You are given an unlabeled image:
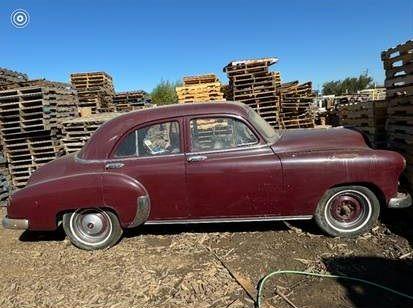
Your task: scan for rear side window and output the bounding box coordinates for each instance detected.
[114,121,181,157]
[115,131,137,157]
[190,117,258,152]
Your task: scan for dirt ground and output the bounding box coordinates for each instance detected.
[1,207,413,308]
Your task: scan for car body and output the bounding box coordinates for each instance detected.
[2,102,411,249]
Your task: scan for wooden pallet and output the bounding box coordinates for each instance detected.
[381,40,413,70]
[338,100,387,147]
[70,72,114,92]
[61,113,120,153]
[0,68,28,85]
[177,75,224,103]
[223,58,281,128]
[272,72,281,88]
[71,72,115,113]
[183,74,218,85]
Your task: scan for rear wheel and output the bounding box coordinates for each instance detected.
[315,186,380,237]
[63,208,123,250]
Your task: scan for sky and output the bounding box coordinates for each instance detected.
[0,0,412,93]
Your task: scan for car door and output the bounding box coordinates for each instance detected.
[109,118,189,220]
[185,115,283,219]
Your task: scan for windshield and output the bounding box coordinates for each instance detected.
[247,107,282,143]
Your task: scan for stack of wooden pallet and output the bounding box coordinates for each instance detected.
[359,88,386,101]
[0,149,10,203]
[0,68,28,85]
[278,81,315,128]
[272,72,282,88]
[382,40,413,188]
[223,58,281,128]
[338,100,387,147]
[0,69,29,194]
[113,91,149,112]
[61,113,120,154]
[0,80,78,188]
[176,74,224,103]
[70,72,115,113]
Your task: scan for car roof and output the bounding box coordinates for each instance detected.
[80,101,250,160]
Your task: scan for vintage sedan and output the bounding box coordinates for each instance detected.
[2,102,411,250]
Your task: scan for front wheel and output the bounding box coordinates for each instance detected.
[315,186,380,237]
[63,208,123,250]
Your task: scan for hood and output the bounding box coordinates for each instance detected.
[272,127,369,153]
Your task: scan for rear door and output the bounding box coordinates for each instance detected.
[185,115,283,219]
[109,118,189,220]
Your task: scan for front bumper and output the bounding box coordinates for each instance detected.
[388,192,412,209]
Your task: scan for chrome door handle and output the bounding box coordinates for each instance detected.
[105,162,124,169]
[187,155,207,162]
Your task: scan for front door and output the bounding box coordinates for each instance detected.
[185,116,283,219]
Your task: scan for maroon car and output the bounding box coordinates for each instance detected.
[2,102,411,250]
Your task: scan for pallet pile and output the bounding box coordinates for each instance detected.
[70,72,115,113]
[272,72,282,88]
[0,68,28,85]
[0,80,78,188]
[382,40,413,189]
[0,149,10,203]
[278,81,315,128]
[359,88,386,101]
[61,113,120,154]
[223,58,281,128]
[113,91,149,112]
[338,100,387,147]
[176,74,224,103]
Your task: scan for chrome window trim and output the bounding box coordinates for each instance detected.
[135,130,139,156]
[188,114,262,153]
[113,120,183,159]
[188,143,271,156]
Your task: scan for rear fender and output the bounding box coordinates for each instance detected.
[101,172,149,228]
[9,173,103,230]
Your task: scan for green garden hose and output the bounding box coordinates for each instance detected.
[257,270,413,308]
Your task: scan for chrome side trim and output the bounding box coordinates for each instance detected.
[2,216,29,230]
[145,215,313,225]
[105,162,125,169]
[388,192,412,209]
[75,145,273,163]
[75,153,185,164]
[128,195,151,228]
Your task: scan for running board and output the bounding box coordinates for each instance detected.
[145,215,313,225]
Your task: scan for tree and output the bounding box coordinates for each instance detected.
[150,80,181,105]
[322,73,375,95]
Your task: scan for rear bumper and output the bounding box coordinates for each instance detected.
[2,216,29,230]
[388,192,412,209]
[2,205,29,230]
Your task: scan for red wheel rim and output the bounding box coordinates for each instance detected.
[325,190,371,232]
[329,195,363,223]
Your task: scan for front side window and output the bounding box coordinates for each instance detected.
[114,121,181,157]
[190,117,258,152]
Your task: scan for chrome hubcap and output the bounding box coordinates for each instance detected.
[82,213,104,235]
[70,209,112,246]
